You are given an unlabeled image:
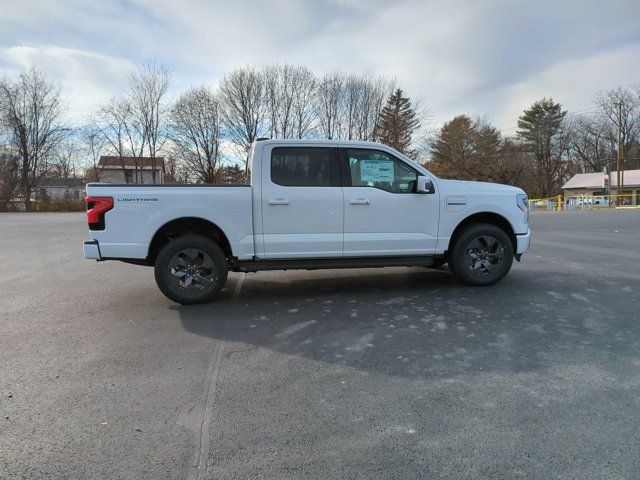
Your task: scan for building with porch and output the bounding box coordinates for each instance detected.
[562,169,640,206]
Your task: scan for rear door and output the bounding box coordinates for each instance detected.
[261,144,343,258]
[340,147,440,256]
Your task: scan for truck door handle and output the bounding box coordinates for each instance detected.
[268,198,290,205]
[349,198,370,205]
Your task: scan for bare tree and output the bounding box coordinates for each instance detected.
[0,148,20,210]
[169,86,222,183]
[0,68,67,210]
[316,72,344,140]
[315,72,394,141]
[342,74,364,140]
[81,125,106,181]
[264,64,318,139]
[595,86,640,170]
[219,66,267,171]
[91,60,171,184]
[567,114,609,173]
[128,60,172,182]
[51,137,80,179]
[351,74,394,141]
[290,66,317,139]
[94,98,142,183]
[163,155,180,183]
[264,64,294,139]
[495,137,531,188]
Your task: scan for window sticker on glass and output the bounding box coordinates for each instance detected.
[360,159,394,183]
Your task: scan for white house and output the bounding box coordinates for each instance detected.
[40,178,86,200]
[562,169,640,206]
[98,156,165,184]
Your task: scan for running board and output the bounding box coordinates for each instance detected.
[233,256,436,273]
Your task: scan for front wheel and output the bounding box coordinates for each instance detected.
[154,234,228,304]
[449,223,514,286]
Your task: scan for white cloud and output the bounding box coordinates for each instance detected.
[0,46,136,122]
[485,43,640,131]
[0,0,639,129]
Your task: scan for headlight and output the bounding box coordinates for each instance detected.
[516,194,528,222]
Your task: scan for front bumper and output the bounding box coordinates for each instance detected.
[83,240,102,260]
[515,228,531,254]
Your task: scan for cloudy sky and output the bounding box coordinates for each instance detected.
[2,0,639,130]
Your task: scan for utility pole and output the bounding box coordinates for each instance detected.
[615,101,623,204]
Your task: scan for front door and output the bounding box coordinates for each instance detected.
[261,145,343,259]
[341,147,440,256]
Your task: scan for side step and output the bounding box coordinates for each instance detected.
[233,256,436,273]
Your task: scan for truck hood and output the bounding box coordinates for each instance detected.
[438,179,524,195]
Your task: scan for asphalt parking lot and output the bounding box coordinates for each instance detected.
[1,210,640,479]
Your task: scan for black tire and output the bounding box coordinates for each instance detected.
[154,234,228,305]
[449,223,513,286]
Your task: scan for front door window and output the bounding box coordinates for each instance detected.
[347,149,418,193]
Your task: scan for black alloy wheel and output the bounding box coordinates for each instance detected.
[450,223,514,286]
[154,234,228,304]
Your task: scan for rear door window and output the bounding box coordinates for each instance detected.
[271,147,336,186]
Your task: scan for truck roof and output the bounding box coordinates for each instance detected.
[255,138,387,148]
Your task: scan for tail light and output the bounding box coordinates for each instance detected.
[86,196,113,230]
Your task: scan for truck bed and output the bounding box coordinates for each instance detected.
[85,183,255,261]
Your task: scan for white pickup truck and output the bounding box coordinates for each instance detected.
[84,140,530,304]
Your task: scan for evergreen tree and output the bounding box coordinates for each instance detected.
[215,164,246,184]
[375,89,420,156]
[517,98,567,196]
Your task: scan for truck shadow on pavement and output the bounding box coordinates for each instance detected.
[175,266,624,380]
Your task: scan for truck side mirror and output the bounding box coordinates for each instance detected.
[416,176,433,194]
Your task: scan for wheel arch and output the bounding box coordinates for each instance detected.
[147,217,233,265]
[447,212,517,254]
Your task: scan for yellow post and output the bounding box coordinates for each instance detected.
[557,194,562,211]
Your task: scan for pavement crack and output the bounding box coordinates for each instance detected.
[189,340,226,480]
[188,273,244,479]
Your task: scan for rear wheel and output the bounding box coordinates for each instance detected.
[154,234,228,304]
[449,223,513,286]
